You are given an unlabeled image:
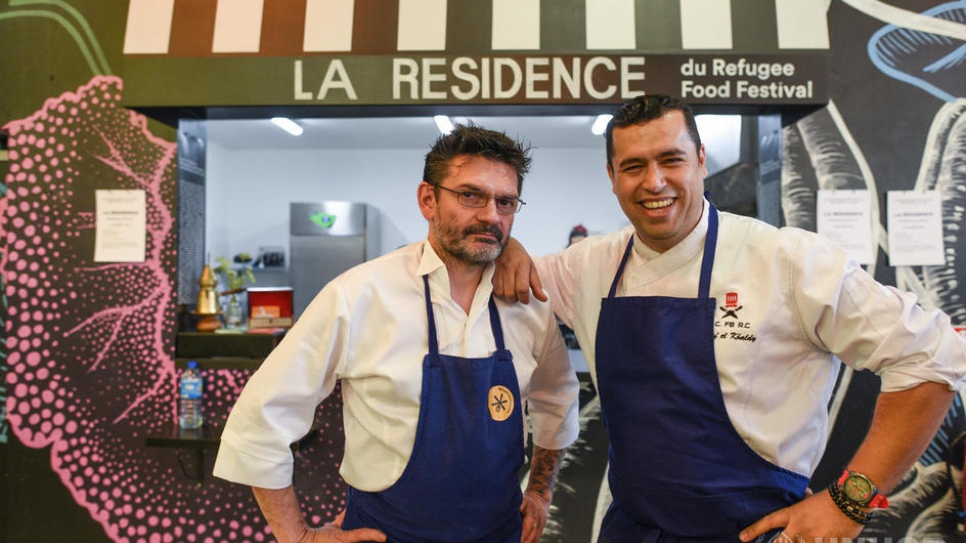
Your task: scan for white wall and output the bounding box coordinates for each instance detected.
[205,142,627,265]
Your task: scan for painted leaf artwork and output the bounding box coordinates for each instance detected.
[2,76,346,543]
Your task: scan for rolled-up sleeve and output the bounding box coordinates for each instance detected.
[792,231,966,393]
[838,268,966,392]
[213,286,348,489]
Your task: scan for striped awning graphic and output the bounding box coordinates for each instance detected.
[123,0,829,57]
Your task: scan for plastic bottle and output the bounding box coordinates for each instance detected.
[179,360,204,429]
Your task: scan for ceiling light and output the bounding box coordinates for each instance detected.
[434,115,454,135]
[271,117,303,136]
[591,114,612,136]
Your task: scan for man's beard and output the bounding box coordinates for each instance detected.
[432,220,507,265]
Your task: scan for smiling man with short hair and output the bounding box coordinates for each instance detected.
[494,95,966,543]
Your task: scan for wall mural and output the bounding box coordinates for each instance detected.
[781,0,966,539]
[0,3,347,542]
[2,73,349,542]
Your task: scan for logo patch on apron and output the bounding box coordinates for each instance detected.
[488,385,514,421]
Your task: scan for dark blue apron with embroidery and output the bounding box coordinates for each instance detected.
[342,275,524,543]
[595,203,808,543]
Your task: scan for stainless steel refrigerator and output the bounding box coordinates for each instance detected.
[290,202,380,319]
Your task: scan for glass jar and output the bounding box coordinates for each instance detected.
[224,294,244,329]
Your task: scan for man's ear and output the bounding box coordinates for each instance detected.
[607,162,617,196]
[417,182,437,220]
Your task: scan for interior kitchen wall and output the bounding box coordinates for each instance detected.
[203,113,744,268]
[204,139,627,264]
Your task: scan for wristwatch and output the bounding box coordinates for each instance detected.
[837,470,889,509]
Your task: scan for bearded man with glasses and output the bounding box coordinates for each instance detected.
[215,123,579,543]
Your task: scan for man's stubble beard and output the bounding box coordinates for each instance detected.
[432,218,508,266]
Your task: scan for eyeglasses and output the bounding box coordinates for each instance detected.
[435,185,526,214]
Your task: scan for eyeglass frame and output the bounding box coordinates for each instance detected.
[433,184,527,214]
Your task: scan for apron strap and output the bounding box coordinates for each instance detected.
[423,275,439,356]
[608,237,635,299]
[698,199,719,300]
[487,296,506,351]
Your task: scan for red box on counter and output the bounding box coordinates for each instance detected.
[248,287,294,328]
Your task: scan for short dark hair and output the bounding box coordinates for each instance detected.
[423,123,532,192]
[605,95,702,166]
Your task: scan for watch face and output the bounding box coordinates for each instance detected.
[842,474,874,504]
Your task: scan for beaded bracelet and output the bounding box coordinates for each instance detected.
[828,483,873,525]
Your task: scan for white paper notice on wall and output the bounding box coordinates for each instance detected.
[886,190,945,267]
[816,189,875,265]
[94,190,146,262]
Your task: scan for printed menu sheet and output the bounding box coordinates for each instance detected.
[817,190,875,265]
[886,190,945,267]
[94,190,146,262]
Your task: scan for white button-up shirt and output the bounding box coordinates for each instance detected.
[214,240,580,491]
[537,199,966,477]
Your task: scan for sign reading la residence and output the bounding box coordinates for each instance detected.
[121,0,829,110]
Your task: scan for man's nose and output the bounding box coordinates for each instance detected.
[642,166,666,192]
[476,198,502,221]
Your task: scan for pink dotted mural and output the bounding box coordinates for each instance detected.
[2,76,347,543]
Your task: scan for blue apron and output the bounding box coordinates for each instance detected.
[595,203,808,543]
[341,275,524,543]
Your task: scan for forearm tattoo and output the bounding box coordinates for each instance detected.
[528,446,566,497]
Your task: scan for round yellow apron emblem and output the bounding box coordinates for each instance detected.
[488,385,514,422]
